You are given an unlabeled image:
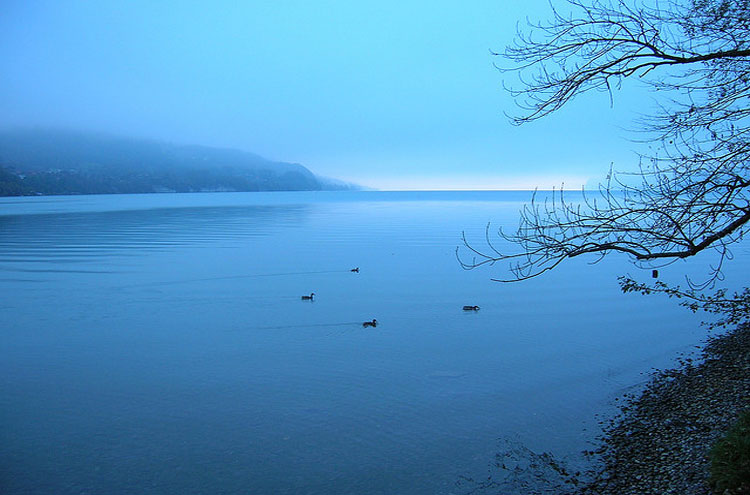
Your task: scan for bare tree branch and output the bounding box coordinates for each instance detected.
[459,0,750,296]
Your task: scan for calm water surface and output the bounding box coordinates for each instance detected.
[1,191,746,494]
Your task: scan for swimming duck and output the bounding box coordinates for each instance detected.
[362,319,377,328]
[301,293,315,300]
[462,305,480,311]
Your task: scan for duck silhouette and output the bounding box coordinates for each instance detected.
[301,293,315,300]
[462,305,480,311]
[362,319,377,328]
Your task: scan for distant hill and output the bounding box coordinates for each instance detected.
[0,129,357,196]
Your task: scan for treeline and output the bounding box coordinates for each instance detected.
[0,165,326,196]
[0,166,35,196]
[0,129,355,196]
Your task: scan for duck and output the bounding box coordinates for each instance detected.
[301,293,315,300]
[462,305,480,311]
[350,267,360,273]
[362,319,377,328]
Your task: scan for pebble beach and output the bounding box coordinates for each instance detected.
[581,323,750,495]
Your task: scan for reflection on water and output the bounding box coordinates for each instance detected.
[0,191,744,494]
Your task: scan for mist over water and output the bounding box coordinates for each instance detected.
[1,191,745,494]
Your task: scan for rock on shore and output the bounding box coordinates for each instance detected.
[581,323,750,495]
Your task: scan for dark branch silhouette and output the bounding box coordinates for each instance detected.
[459,0,750,297]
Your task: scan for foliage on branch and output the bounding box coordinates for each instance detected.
[619,276,750,328]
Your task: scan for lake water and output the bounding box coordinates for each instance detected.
[1,191,747,494]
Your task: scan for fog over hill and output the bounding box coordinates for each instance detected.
[0,129,358,196]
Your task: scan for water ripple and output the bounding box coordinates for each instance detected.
[0,205,309,264]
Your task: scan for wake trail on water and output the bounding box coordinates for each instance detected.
[254,322,362,330]
[117,269,354,289]
[249,321,376,336]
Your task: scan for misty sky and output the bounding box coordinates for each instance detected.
[0,1,653,190]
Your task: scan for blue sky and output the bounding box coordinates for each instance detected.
[0,0,651,190]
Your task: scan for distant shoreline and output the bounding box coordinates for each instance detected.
[0,188,576,198]
[0,129,359,196]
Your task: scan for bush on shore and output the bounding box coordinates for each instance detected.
[710,409,750,494]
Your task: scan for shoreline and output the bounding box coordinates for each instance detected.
[580,323,750,494]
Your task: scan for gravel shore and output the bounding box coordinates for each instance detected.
[580,323,750,495]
